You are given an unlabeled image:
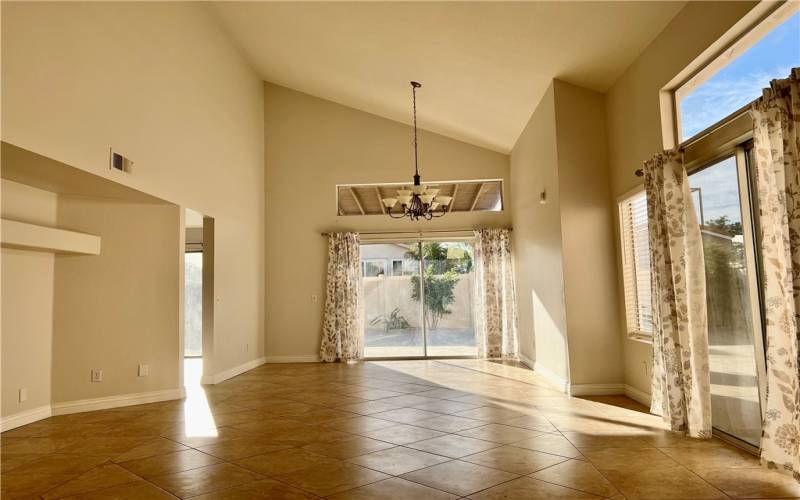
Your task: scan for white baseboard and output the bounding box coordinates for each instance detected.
[518,352,535,370]
[51,388,185,416]
[624,384,652,407]
[1,405,53,432]
[523,357,569,394]
[201,356,267,385]
[570,383,625,397]
[264,355,319,364]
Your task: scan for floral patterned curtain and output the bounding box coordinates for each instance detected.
[644,150,712,438]
[319,232,363,363]
[751,68,800,478]
[474,228,519,359]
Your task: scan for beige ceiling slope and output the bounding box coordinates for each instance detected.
[211,1,685,153]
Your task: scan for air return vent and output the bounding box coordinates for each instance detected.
[109,148,134,173]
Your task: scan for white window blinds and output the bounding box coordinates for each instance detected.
[619,191,653,337]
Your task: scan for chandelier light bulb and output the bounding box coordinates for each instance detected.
[436,196,452,207]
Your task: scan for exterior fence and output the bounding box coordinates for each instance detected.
[363,272,475,330]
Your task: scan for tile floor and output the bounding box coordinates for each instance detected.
[1,359,797,499]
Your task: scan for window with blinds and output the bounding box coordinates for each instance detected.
[619,190,653,338]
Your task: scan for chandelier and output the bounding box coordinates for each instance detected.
[381,81,452,220]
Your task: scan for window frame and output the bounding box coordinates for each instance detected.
[618,186,654,343]
[671,1,799,147]
[391,259,403,276]
[362,259,387,277]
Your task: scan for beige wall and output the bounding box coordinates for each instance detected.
[509,84,569,382]
[553,81,623,386]
[511,81,623,387]
[1,181,57,417]
[2,2,265,379]
[606,1,758,394]
[264,83,510,358]
[52,198,180,403]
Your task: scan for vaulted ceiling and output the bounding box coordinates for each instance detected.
[212,1,686,153]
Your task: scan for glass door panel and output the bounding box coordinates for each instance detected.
[362,242,424,358]
[689,155,762,447]
[184,252,203,357]
[420,242,477,357]
[361,240,477,359]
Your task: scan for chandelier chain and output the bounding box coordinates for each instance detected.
[412,83,419,177]
[379,80,450,221]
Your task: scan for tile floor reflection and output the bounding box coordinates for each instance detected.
[1,359,797,499]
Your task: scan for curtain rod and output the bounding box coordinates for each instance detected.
[321,228,512,236]
[634,101,753,177]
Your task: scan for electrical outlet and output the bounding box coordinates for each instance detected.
[246,343,249,352]
[311,294,319,303]
[138,364,149,377]
[18,388,27,403]
[91,369,103,382]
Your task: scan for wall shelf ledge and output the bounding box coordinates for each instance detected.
[1,218,101,255]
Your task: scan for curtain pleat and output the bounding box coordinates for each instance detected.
[752,68,800,479]
[319,232,363,363]
[644,150,712,438]
[474,228,519,359]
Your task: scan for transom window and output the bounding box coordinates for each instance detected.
[336,180,503,216]
[675,5,800,142]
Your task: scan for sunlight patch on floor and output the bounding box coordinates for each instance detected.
[183,357,217,437]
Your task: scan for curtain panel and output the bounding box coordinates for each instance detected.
[752,68,800,478]
[644,150,712,438]
[319,232,363,363]
[474,228,519,359]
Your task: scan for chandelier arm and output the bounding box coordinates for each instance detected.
[388,209,407,219]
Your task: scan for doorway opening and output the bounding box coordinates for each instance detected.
[183,208,213,388]
[362,240,477,359]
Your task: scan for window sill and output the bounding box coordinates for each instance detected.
[627,332,653,345]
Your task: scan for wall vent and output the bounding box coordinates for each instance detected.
[109,148,134,174]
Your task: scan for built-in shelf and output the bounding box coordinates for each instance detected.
[1,219,101,255]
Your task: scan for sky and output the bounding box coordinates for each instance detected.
[689,156,741,228]
[680,10,800,140]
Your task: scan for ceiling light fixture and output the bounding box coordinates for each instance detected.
[381,81,451,220]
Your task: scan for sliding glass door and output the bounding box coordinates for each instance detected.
[688,153,764,448]
[362,242,424,358]
[362,240,477,358]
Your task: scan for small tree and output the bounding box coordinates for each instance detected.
[405,243,472,330]
[701,214,750,343]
